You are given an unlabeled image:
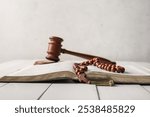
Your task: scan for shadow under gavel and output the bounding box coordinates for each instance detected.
[45,36,116,64]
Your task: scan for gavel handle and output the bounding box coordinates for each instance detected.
[61,48,116,64]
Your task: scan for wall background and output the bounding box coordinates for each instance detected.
[0,0,150,63]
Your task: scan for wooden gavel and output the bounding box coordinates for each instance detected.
[46,36,116,64]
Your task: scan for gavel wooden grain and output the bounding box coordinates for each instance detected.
[46,36,116,64]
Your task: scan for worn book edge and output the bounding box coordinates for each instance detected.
[0,71,114,86]
[1,70,150,86]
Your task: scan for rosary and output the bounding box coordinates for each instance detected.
[73,57,125,84]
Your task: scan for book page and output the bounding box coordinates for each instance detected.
[87,62,150,76]
[6,61,150,77]
[8,61,76,76]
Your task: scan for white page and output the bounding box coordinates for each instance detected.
[8,61,150,76]
[8,61,75,76]
[87,63,150,76]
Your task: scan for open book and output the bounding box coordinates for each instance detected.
[0,61,150,86]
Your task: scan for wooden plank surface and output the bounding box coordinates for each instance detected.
[97,84,150,100]
[40,84,98,100]
[142,86,150,93]
[0,83,51,100]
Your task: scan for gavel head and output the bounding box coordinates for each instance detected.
[46,36,63,62]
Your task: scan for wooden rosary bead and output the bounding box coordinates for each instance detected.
[89,59,93,65]
[77,69,84,74]
[79,62,86,66]
[101,64,105,69]
[79,63,84,66]
[73,57,125,84]
[116,68,121,73]
[78,73,90,83]
[121,67,125,73]
[116,66,122,73]
[117,66,125,73]
[79,65,88,71]
[98,64,102,68]
[75,69,79,73]
[99,63,103,68]
[73,67,78,72]
[76,71,84,75]
[85,61,91,65]
[73,63,80,68]
[104,65,108,70]
[108,64,112,68]
[106,65,111,71]
[82,61,88,65]
[92,57,100,62]
[75,68,85,74]
[111,64,116,68]
[95,62,99,66]
[101,65,104,69]
[115,66,125,73]
[92,61,97,66]
[111,67,116,72]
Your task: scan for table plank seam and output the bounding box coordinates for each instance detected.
[141,86,150,94]
[0,83,8,88]
[95,85,100,100]
[37,84,52,100]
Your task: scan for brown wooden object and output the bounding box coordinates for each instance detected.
[46,36,116,64]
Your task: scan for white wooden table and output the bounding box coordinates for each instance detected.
[0,60,150,100]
